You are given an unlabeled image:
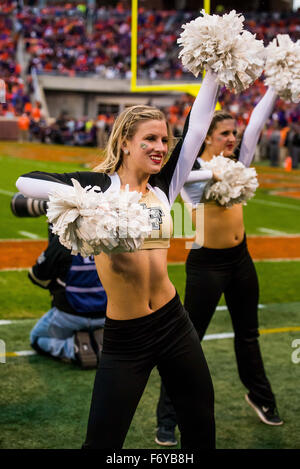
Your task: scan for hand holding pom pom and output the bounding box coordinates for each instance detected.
[264,34,300,103]
[177,10,265,93]
[201,156,259,207]
[46,179,153,257]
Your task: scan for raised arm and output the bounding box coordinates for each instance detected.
[239,87,277,167]
[156,69,220,206]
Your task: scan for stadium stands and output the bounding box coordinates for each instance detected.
[0,2,299,158]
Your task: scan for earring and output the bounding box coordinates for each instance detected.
[207,140,211,145]
[124,149,129,155]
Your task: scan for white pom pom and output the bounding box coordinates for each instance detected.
[46,179,152,257]
[200,155,258,207]
[177,9,265,92]
[264,34,300,103]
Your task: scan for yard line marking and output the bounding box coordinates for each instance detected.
[0,307,264,326]
[18,231,40,240]
[204,332,234,341]
[216,304,265,311]
[203,326,300,341]
[0,319,36,325]
[0,351,36,358]
[252,199,300,211]
[0,188,14,196]
[14,350,36,356]
[258,228,289,236]
[2,326,300,359]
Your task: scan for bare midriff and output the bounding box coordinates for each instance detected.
[193,202,245,249]
[95,248,175,320]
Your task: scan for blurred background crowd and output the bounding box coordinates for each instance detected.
[0,0,300,167]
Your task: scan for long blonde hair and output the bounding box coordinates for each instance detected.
[93,105,173,174]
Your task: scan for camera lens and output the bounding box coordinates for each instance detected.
[11,193,48,217]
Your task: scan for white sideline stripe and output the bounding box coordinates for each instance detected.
[258,228,289,236]
[0,188,14,196]
[0,319,36,325]
[216,304,265,311]
[2,332,236,357]
[3,323,300,358]
[15,350,36,356]
[18,231,40,240]
[0,305,265,325]
[252,199,300,211]
[203,332,234,341]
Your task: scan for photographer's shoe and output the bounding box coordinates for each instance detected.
[74,331,97,369]
[245,394,283,426]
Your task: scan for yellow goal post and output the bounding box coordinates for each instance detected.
[130,0,213,98]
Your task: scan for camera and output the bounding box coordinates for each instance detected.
[11,193,48,218]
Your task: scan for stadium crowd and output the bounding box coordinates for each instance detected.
[0,1,299,166]
[15,5,300,80]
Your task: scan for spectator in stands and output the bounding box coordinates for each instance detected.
[290,124,300,169]
[268,123,281,167]
[4,4,299,152]
[279,124,290,167]
[284,123,296,163]
[18,112,30,142]
[257,126,270,162]
[31,100,42,121]
[96,114,107,148]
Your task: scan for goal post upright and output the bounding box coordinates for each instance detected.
[130,0,211,98]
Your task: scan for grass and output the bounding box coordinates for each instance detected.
[1,320,299,449]
[0,262,300,449]
[0,155,83,239]
[1,261,300,321]
[244,188,300,235]
[1,152,300,240]
[0,144,300,449]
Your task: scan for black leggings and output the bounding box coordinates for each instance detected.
[157,237,276,428]
[83,293,215,449]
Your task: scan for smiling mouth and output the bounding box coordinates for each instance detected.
[149,155,163,164]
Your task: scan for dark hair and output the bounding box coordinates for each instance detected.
[197,110,234,158]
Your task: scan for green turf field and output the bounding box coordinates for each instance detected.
[1,152,300,239]
[0,145,300,449]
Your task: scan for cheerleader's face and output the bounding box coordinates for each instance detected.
[123,119,169,175]
[207,119,237,157]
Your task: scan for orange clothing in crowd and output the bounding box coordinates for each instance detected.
[169,113,178,126]
[279,126,290,146]
[24,102,32,113]
[18,114,30,131]
[31,107,41,120]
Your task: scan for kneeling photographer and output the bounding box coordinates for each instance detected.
[11,193,107,369]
